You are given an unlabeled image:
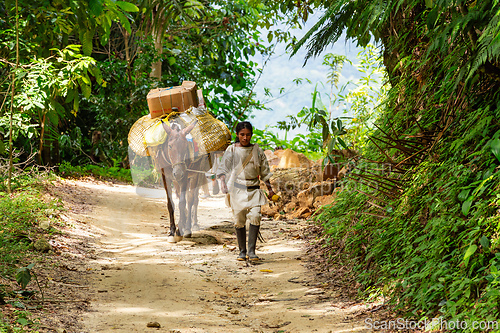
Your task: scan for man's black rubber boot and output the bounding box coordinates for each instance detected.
[247,224,260,261]
[235,227,247,261]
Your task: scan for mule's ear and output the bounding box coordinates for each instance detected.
[181,120,198,136]
[161,120,172,135]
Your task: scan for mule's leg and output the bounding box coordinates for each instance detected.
[185,174,200,233]
[161,169,177,242]
[174,181,181,199]
[186,179,194,233]
[192,155,210,230]
[190,174,202,231]
[177,178,189,237]
[194,156,211,229]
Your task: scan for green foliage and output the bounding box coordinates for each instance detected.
[15,263,43,304]
[291,0,500,328]
[270,44,386,163]
[78,53,155,166]
[1,0,282,169]
[252,125,324,160]
[0,114,37,150]
[251,126,287,150]
[0,0,142,168]
[0,170,60,331]
[319,148,500,324]
[0,43,105,167]
[58,161,132,183]
[0,172,61,278]
[15,264,34,290]
[13,44,103,118]
[323,53,351,88]
[0,0,138,60]
[334,45,388,152]
[82,0,277,164]
[152,0,273,127]
[0,310,40,333]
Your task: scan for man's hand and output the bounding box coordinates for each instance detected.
[265,180,275,200]
[267,189,276,200]
[219,175,228,194]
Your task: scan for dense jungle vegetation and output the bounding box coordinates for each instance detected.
[301,0,500,331]
[1,0,500,331]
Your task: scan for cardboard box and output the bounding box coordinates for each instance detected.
[197,89,205,107]
[147,81,198,118]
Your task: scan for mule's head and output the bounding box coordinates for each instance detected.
[162,120,197,180]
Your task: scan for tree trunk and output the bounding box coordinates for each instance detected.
[38,112,46,165]
[150,26,163,80]
[123,29,132,82]
[7,0,20,193]
[38,114,59,166]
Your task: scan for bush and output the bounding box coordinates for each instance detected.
[58,161,132,183]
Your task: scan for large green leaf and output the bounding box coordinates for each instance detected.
[80,82,92,98]
[463,244,477,267]
[311,85,318,110]
[322,125,329,143]
[82,30,94,56]
[100,15,112,46]
[116,1,139,12]
[15,267,32,290]
[81,74,91,85]
[115,9,131,34]
[462,197,473,215]
[65,88,75,103]
[89,66,103,84]
[491,138,500,163]
[426,7,439,29]
[338,137,347,149]
[73,94,80,115]
[46,109,60,125]
[458,189,471,201]
[480,236,490,250]
[485,289,500,297]
[53,101,66,116]
[89,0,103,16]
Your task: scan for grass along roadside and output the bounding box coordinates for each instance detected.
[0,163,137,332]
[0,171,66,332]
[58,161,132,184]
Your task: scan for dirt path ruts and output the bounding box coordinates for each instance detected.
[74,181,370,332]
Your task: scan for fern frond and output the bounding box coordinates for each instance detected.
[290,5,337,59]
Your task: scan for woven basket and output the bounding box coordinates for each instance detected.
[128,107,231,157]
[164,106,231,153]
[128,115,158,156]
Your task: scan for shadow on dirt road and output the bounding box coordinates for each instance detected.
[65,180,371,332]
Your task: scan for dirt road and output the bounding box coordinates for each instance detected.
[70,180,370,332]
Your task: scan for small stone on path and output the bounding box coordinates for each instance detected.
[34,237,52,252]
[146,321,161,328]
[39,220,50,230]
